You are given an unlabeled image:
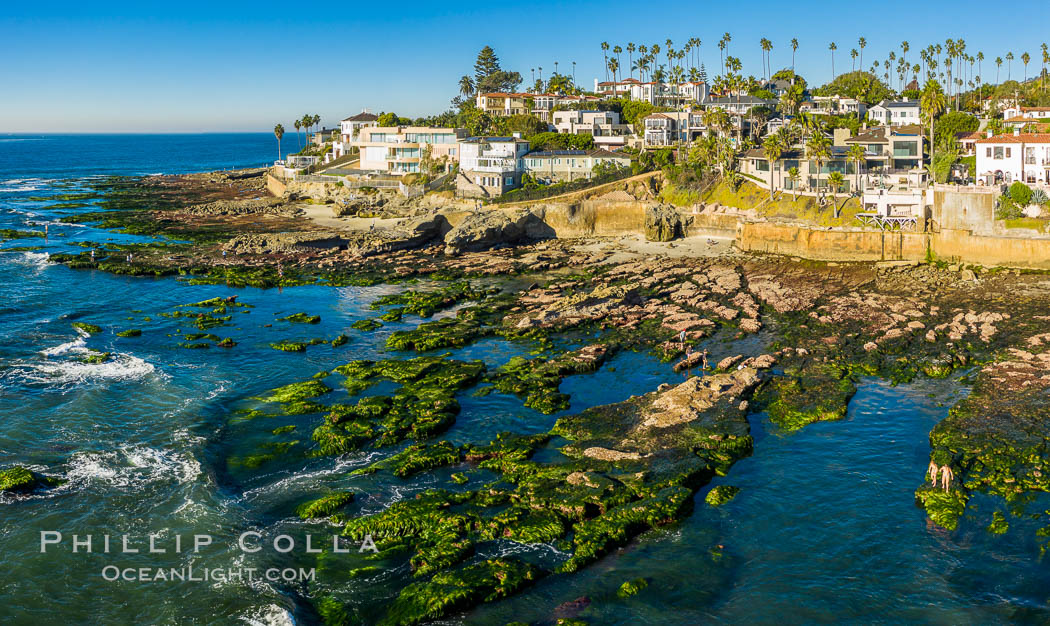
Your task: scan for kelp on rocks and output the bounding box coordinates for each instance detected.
[330,369,763,624]
[488,344,615,414]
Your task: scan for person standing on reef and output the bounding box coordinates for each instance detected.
[701,349,709,373]
[44,224,48,239]
[679,330,687,349]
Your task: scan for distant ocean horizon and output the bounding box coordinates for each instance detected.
[0,133,301,180]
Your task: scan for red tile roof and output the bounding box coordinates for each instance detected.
[976,133,1050,144]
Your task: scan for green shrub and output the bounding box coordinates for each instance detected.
[996,196,1024,220]
[1032,189,1049,206]
[1009,181,1033,206]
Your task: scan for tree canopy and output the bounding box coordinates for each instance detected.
[471,46,522,94]
[813,70,895,105]
[934,111,979,150]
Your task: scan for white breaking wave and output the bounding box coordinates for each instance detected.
[238,604,296,626]
[7,251,50,270]
[22,351,157,386]
[65,445,202,490]
[41,328,89,356]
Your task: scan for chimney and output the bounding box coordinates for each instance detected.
[833,128,851,147]
[986,129,993,138]
[1014,126,1021,136]
[512,132,521,139]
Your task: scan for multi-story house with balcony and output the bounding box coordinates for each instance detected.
[1003,106,1050,121]
[476,92,532,118]
[641,111,710,147]
[798,95,867,117]
[331,111,379,160]
[975,129,1050,185]
[455,135,531,198]
[702,95,776,116]
[476,92,600,122]
[552,110,632,150]
[845,125,925,173]
[521,149,631,183]
[352,126,466,175]
[741,125,926,193]
[867,100,921,126]
[593,78,709,107]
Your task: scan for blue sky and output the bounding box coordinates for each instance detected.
[2,0,1048,132]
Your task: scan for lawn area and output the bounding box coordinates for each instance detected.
[1003,217,1049,232]
[663,180,863,228]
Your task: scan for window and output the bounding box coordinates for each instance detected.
[505,177,512,185]
[986,147,992,158]
[1006,148,1011,158]
[994,147,1004,159]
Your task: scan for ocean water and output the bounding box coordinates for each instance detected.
[1,135,1048,624]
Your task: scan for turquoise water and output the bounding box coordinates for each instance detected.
[2,135,1049,624]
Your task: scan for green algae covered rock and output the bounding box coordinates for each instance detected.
[351,319,382,331]
[914,485,968,531]
[264,379,331,404]
[79,350,111,364]
[381,558,540,626]
[559,486,693,574]
[353,441,461,478]
[296,491,355,519]
[490,344,613,414]
[278,312,321,324]
[763,365,855,431]
[116,329,142,337]
[0,466,61,493]
[617,577,649,598]
[987,511,1009,535]
[705,485,740,506]
[71,322,102,335]
[371,281,498,318]
[330,334,349,347]
[270,340,307,352]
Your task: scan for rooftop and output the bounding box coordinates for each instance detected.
[976,133,1050,144]
[461,136,528,144]
[342,111,378,122]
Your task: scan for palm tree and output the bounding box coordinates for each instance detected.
[829,42,837,78]
[850,48,857,73]
[828,171,845,199]
[858,37,867,70]
[977,52,984,99]
[1041,43,1049,93]
[293,118,302,149]
[806,132,831,202]
[996,56,1002,86]
[718,39,726,78]
[273,124,284,162]
[791,38,799,72]
[762,133,784,200]
[459,75,474,96]
[627,43,636,79]
[1042,43,1049,93]
[1022,52,1031,83]
[1006,52,1014,80]
[608,58,620,84]
[788,166,801,200]
[613,45,623,72]
[760,38,773,81]
[921,80,946,170]
[601,42,610,81]
[847,143,865,194]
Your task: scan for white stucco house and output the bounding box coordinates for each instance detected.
[868,100,921,126]
[975,130,1050,185]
